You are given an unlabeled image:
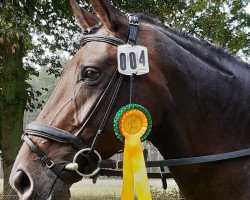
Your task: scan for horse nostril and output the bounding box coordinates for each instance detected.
[13,170,32,195]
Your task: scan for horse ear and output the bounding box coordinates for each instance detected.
[91,0,126,32]
[70,0,100,29]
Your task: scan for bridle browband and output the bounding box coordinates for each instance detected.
[22,15,250,188]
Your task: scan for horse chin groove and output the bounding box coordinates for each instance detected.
[45,178,71,200]
[47,190,71,200]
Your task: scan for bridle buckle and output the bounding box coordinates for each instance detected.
[127,14,139,26]
[41,156,55,168]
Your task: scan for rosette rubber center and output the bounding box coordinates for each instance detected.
[119,109,147,137]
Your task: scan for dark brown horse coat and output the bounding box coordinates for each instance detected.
[10,0,250,199]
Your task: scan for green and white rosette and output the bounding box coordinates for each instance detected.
[113,104,152,142]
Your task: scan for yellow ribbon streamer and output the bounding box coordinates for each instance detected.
[119,109,152,200]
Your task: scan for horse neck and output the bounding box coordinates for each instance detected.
[150,26,250,159]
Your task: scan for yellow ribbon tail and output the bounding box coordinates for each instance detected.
[121,141,134,200]
[121,134,152,200]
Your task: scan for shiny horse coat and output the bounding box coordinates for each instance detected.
[10,0,250,199]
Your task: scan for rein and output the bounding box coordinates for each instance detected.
[22,14,250,189]
[99,148,250,168]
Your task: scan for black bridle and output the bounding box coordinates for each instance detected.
[22,38,125,183]
[22,15,250,189]
[22,15,134,184]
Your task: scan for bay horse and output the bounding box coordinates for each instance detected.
[10,0,250,199]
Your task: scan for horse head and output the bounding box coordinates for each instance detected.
[10,0,250,199]
[10,0,166,199]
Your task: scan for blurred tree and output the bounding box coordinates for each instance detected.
[111,0,250,58]
[0,0,78,198]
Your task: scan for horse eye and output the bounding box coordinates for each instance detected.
[82,68,100,81]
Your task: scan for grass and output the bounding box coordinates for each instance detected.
[70,179,179,200]
[0,178,181,199]
[70,179,122,200]
[71,187,179,200]
[0,180,3,200]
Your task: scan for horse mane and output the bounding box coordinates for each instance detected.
[136,13,250,113]
[136,13,250,70]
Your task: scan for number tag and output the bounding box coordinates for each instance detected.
[117,44,149,76]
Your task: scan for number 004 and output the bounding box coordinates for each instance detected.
[119,50,146,71]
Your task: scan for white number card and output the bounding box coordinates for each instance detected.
[117,44,149,75]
